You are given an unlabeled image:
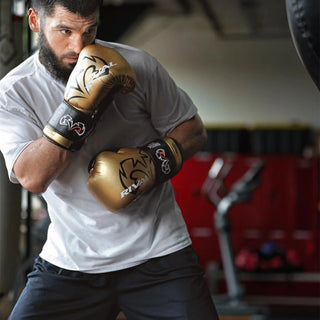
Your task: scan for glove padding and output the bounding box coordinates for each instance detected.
[88,137,183,212]
[43,44,136,151]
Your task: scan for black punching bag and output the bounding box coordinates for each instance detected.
[286,0,320,90]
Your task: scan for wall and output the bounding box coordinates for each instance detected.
[120,10,320,129]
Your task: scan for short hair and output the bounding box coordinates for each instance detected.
[31,0,103,17]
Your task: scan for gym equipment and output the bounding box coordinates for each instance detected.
[286,0,320,90]
[0,0,25,296]
[12,193,50,304]
[0,154,21,295]
[202,156,268,319]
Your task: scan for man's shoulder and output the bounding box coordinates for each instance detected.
[0,53,38,92]
[95,39,157,66]
[95,39,159,83]
[95,39,143,54]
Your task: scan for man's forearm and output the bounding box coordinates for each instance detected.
[168,114,207,160]
[13,136,73,193]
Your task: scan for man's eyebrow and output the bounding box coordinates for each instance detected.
[54,24,73,29]
[54,22,98,29]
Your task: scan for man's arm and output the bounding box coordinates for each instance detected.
[167,114,207,160]
[13,137,73,194]
[13,45,136,194]
[87,113,207,212]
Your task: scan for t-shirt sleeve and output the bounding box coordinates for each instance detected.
[0,93,42,183]
[145,58,198,136]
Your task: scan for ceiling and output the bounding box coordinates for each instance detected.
[101,0,291,41]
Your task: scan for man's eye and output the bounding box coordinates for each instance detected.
[61,30,71,35]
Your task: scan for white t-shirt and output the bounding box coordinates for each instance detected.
[0,40,197,273]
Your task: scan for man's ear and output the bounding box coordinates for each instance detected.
[28,8,40,32]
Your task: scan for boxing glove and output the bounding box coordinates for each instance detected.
[43,44,136,151]
[88,137,183,212]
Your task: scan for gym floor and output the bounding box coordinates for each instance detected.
[268,307,320,320]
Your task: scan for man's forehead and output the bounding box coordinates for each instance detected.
[45,4,99,23]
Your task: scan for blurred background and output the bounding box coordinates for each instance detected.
[0,0,319,319]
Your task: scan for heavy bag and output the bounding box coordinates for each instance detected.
[286,0,319,90]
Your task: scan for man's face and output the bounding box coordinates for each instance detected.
[30,5,99,82]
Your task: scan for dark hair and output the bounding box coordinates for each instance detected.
[31,0,103,17]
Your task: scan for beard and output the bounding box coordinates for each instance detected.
[38,30,76,84]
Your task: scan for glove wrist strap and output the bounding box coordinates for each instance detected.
[142,137,183,184]
[43,101,95,151]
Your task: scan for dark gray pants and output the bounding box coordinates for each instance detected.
[9,246,219,320]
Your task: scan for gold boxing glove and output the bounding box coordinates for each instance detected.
[43,44,136,151]
[88,137,183,212]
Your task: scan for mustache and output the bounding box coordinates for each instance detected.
[62,52,79,59]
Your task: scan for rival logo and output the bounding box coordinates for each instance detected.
[59,114,85,136]
[120,176,147,198]
[86,61,118,91]
[65,55,117,102]
[155,148,171,175]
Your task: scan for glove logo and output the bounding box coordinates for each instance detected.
[59,114,86,136]
[155,148,171,175]
[120,177,147,199]
[119,151,151,198]
[86,61,117,92]
[65,55,117,101]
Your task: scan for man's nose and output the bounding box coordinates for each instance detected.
[69,34,85,54]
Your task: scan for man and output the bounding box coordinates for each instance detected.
[0,0,219,319]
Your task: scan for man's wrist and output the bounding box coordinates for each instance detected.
[43,101,95,151]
